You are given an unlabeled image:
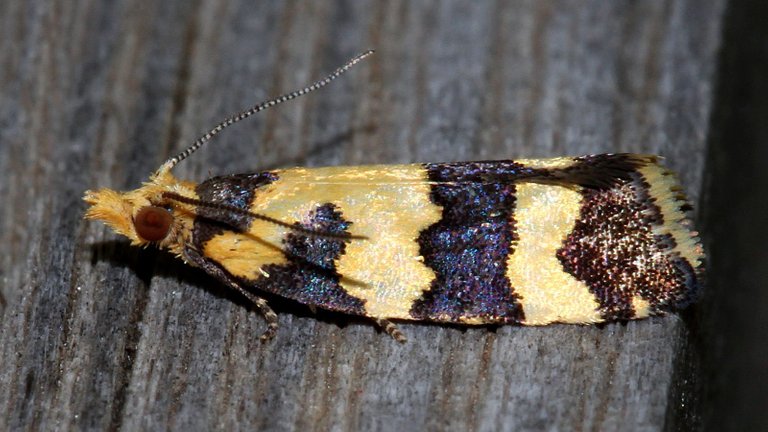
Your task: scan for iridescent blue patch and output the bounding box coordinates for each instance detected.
[410,162,525,323]
[256,203,366,315]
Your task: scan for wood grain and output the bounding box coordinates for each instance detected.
[0,1,732,431]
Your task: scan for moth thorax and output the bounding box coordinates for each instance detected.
[135,206,174,242]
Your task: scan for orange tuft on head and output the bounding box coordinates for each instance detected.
[84,188,144,244]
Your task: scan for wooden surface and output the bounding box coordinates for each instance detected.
[693,1,768,431]
[2,1,755,430]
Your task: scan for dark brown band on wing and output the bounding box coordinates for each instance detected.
[193,172,279,246]
[557,170,700,320]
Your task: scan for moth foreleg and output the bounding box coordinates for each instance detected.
[375,318,407,343]
[182,247,279,341]
[226,282,279,342]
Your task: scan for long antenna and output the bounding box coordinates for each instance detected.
[159,50,375,173]
[162,192,367,240]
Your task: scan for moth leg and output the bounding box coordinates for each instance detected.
[182,247,279,341]
[375,318,407,343]
[224,281,279,342]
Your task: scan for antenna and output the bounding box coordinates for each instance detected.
[161,192,367,240]
[159,50,375,173]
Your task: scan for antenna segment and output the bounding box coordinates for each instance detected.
[160,50,374,172]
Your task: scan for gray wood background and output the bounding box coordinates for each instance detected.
[2,1,766,431]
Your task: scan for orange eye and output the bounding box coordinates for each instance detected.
[134,206,173,242]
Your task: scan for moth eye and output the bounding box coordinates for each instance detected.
[134,206,173,242]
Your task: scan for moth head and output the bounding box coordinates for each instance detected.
[83,171,194,249]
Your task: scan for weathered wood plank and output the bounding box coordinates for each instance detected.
[0,1,727,431]
[691,1,768,431]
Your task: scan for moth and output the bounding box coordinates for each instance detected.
[84,51,705,342]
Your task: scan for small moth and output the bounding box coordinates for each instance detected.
[84,51,705,342]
